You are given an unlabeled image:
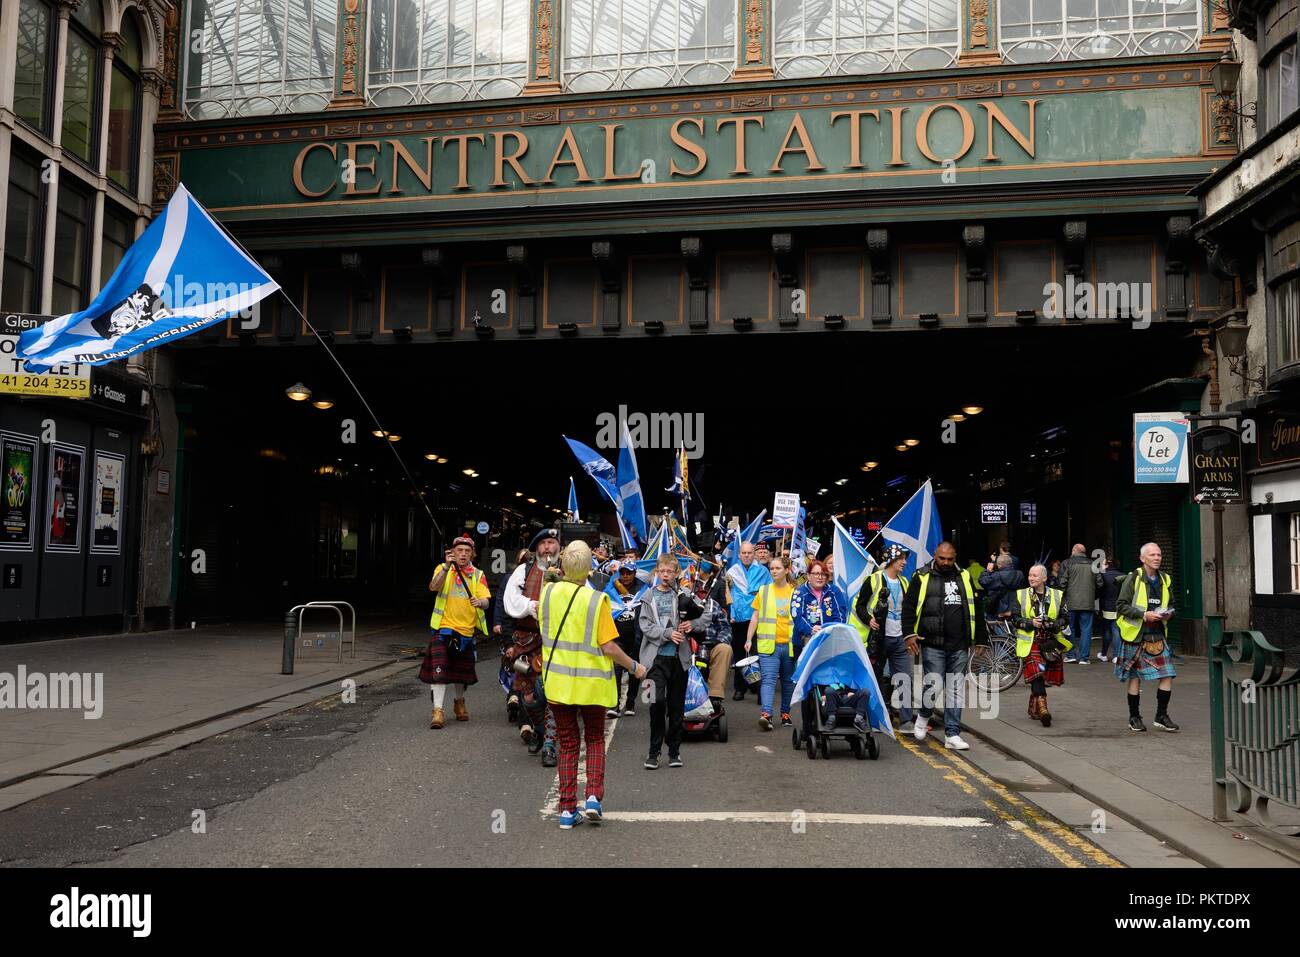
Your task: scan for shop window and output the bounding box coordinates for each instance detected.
[14,0,55,133]
[998,0,1198,64]
[1259,1,1300,133]
[1274,275,1300,369]
[52,182,93,315]
[1,152,45,314]
[185,0,337,118]
[63,0,103,167]
[564,0,735,92]
[775,0,959,76]
[368,0,527,104]
[100,205,135,290]
[107,15,143,192]
[1291,513,1300,592]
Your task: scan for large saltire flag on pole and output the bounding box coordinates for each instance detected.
[722,509,767,568]
[18,185,279,372]
[790,623,895,739]
[833,516,876,602]
[617,420,647,543]
[563,437,619,505]
[881,479,942,579]
[567,476,580,522]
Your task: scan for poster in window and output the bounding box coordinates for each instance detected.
[45,442,85,553]
[1,431,39,551]
[91,450,125,554]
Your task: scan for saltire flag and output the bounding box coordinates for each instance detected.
[18,185,279,372]
[790,623,895,739]
[617,514,638,551]
[665,451,683,494]
[563,437,619,505]
[756,524,782,542]
[567,476,580,521]
[617,421,647,542]
[604,577,648,621]
[833,516,877,602]
[722,510,767,567]
[881,479,942,579]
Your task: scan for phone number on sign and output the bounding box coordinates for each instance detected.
[0,372,90,396]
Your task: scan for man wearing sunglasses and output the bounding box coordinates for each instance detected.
[901,541,980,750]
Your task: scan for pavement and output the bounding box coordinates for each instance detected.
[955,650,1300,868]
[0,621,1297,867]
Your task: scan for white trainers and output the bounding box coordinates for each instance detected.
[913,718,929,740]
[945,735,970,750]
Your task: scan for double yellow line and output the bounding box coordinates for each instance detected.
[896,734,1123,868]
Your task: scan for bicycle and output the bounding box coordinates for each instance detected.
[967,617,1022,692]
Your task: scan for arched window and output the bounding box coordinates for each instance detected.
[563,0,735,93]
[774,0,959,77]
[999,0,1199,63]
[14,0,55,132]
[366,0,529,105]
[185,0,338,118]
[64,0,103,166]
[107,13,143,191]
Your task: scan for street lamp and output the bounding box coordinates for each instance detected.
[285,382,311,402]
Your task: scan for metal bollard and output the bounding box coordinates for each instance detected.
[282,610,297,675]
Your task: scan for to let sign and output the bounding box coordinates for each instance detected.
[1190,426,1244,504]
[0,314,90,399]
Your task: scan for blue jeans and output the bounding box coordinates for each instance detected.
[1068,611,1094,660]
[919,644,968,737]
[1101,617,1120,658]
[759,649,795,716]
[879,634,915,724]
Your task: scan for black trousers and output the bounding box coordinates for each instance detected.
[614,632,642,710]
[647,655,688,758]
[730,621,751,695]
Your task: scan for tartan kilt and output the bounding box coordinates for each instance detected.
[1113,638,1177,682]
[1022,640,1065,686]
[419,629,479,685]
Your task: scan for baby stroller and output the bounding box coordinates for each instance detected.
[789,623,887,761]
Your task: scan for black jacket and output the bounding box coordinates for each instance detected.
[979,567,1025,617]
[902,564,982,648]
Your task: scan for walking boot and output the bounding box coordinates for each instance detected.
[1039,695,1052,728]
[430,707,445,729]
[1027,695,1041,720]
[453,698,469,722]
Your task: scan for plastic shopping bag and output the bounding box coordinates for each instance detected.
[683,664,714,720]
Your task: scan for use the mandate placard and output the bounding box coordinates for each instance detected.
[1,314,90,399]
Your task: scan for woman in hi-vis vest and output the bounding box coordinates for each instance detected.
[540,540,646,830]
[745,555,798,731]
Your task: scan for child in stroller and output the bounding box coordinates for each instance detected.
[795,682,880,759]
[790,621,885,760]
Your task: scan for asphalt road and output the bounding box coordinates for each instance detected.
[0,664,1119,868]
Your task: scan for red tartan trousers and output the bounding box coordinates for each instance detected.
[550,703,607,814]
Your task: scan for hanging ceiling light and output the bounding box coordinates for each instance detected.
[285,382,312,402]
[527,497,537,503]
[865,461,878,469]
[436,457,448,464]
[961,405,984,415]
[424,453,438,461]
[904,438,920,447]
[949,413,966,422]
[895,444,908,452]
[835,478,848,486]
[515,491,523,497]
[488,480,499,486]
[311,395,334,410]
[387,434,402,442]
[372,429,387,438]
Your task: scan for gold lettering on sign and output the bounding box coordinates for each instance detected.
[344,140,383,195]
[830,109,882,169]
[388,137,435,193]
[745,0,763,63]
[669,118,707,177]
[716,115,765,174]
[916,103,975,163]
[492,131,534,187]
[536,0,554,79]
[441,133,487,190]
[769,113,826,172]
[542,127,594,183]
[980,99,1038,160]
[601,125,642,181]
[293,142,338,198]
[885,107,909,166]
[1273,418,1300,451]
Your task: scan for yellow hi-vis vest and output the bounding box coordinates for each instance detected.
[911,568,977,643]
[539,581,615,708]
[1013,587,1073,658]
[849,570,910,645]
[753,584,794,657]
[429,564,488,634]
[1117,571,1172,643]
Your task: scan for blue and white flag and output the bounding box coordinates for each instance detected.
[790,622,894,739]
[617,514,638,551]
[789,506,807,574]
[617,421,647,542]
[563,437,619,506]
[881,479,942,579]
[665,452,683,494]
[833,516,876,601]
[722,510,767,567]
[567,476,580,522]
[18,185,278,372]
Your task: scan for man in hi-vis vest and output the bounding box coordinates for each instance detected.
[540,541,645,830]
[419,535,491,729]
[1114,542,1179,733]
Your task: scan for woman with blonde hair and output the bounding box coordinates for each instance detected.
[746,555,798,730]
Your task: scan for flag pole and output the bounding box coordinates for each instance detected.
[202,200,442,536]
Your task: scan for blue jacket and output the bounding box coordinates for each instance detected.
[727,561,773,623]
[790,582,850,647]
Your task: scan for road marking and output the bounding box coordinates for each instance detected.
[926,739,1124,868]
[753,745,772,753]
[597,810,991,827]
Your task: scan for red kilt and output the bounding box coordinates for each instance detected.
[1022,640,1064,686]
[419,629,479,685]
